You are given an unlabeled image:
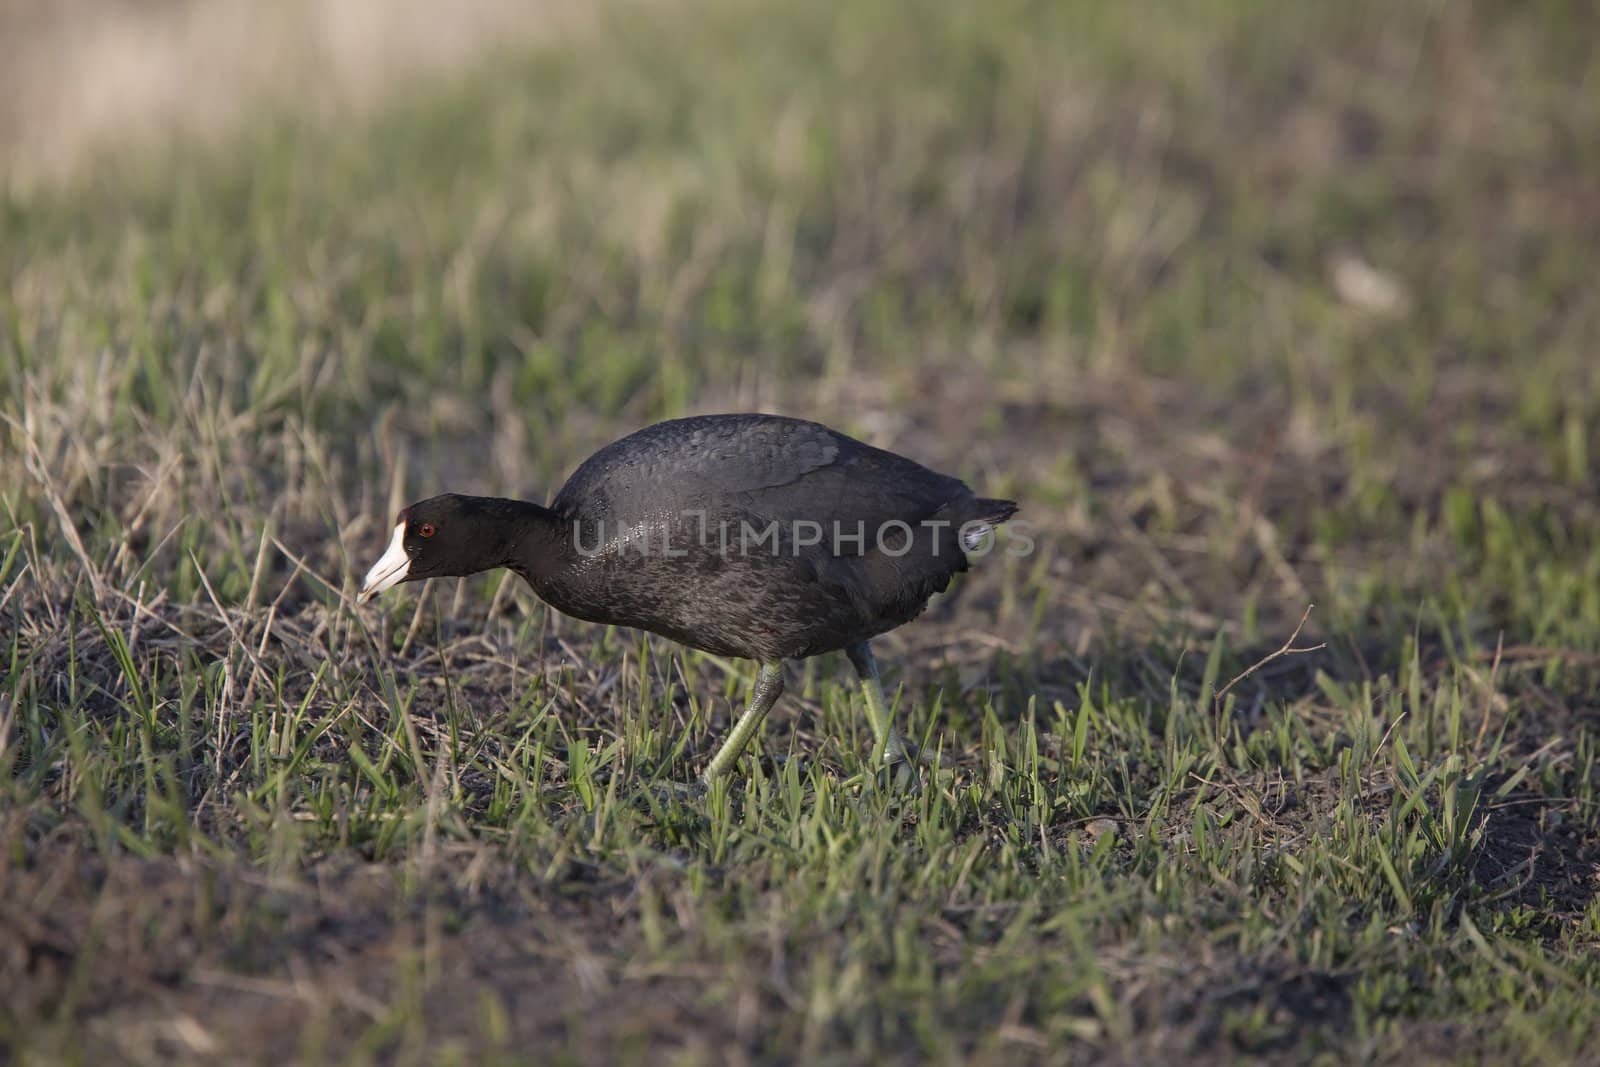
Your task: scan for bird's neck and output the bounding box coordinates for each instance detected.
[482,497,576,588]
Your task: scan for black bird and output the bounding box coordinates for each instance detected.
[358,413,1018,784]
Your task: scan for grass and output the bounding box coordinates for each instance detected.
[3,0,1599,1061]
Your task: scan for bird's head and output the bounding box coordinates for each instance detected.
[357,494,504,602]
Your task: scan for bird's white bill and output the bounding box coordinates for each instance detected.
[358,523,410,603]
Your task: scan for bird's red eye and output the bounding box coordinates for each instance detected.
[418,522,436,538]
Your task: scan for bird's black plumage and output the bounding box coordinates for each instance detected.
[361,413,1018,782]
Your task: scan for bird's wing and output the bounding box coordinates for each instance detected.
[686,417,970,550]
[552,415,979,625]
[555,414,969,547]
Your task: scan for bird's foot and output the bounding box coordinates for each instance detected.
[865,731,924,792]
[876,752,923,794]
[647,778,708,805]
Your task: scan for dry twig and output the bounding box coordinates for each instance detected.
[1213,603,1326,712]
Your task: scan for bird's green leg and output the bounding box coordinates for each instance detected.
[701,661,785,784]
[845,642,914,769]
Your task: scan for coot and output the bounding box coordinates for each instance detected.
[358,413,1018,784]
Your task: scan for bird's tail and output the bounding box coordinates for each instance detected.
[953,497,1019,550]
[972,498,1019,525]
